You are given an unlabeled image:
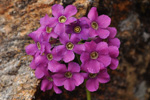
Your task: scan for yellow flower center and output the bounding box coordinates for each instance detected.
[74,26,81,33]
[90,51,98,59]
[59,16,67,23]
[37,42,41,50]
[46,27,52,33]
[91,22,98,30]
[89,73,97,78]
[66,42,74,50]
[65,72,72,78]
[47,54,53,61]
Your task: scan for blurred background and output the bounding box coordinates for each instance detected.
[0,0,150,100]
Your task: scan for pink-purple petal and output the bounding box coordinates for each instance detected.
[107,27,117,38]
[63,51,75,63]
[97,69,110,83]
[86,60,101,73]
[68,62,80,72]
[65,17,77,24]
[54,23,65,35]
[73,44,85,54]
[109,38,120,48]
[98,55,111,67]
[96,42,108,54]
[86,78,99,92]
[97,15,111,28]
[80,52,90,64]
[97,28,110,39]
[41,79,50,92]
[53,85,62,94]
[109,46,119,57]
[53,74,66,86]
[64,79,75,91]
[109,58,119,70]
[88,7,98,21]
[72,73,84,86]
[35,67,44,79]
[64,5,77,17]
[52,4,64,17]
[25,44,37,55]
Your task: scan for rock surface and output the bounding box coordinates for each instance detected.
[0,0,150,100]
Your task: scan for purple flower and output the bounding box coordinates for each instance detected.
[25,30,47,56]
[94,27,120,48]
[40,69,62,94]
[52,34,85,63]
[85,69,110,92]
[39,14,58,42]
[81,41,111,73]
[80,7,111,39]
[35,64,48,79]
[66,19,89,40]
[52,4,77,34]
[108,46,119,70]
[53,62,84,91]
[34,43,65,72]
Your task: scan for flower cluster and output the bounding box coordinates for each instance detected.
[25,4,120,94]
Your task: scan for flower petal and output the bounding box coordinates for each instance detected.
[54,23,65,35]
[64,79,75,91]
[48,61,67,73]
[35,55,47,65]
[30,58,36,69]
[72,73,84,86]
[68,62,80,72]
[53,85,62,94]
[88,7,98,21]
[96,42,108,54]
[108,46,119,57]
[70,34,80,44]
[41,79,50,92]
[52,4,64,17]
[80,52,90,64]
[73,44,85,54]
[97,15,111,28]
[107,27,117,38]
[109,38,120,48]
[35,67,45,79]
[85,41,97,52]
[86,60,101,73]
[97,69,110,83]
[53,74,66,86]
[63,51,75,63]
[109,58,119,70]
[25,44,37,55]
[97,28,110,39]
[65,17,77,24]
[86,78,99,92]
[97,55,111,67]
[64,5,77,17]
[52,45,65,61]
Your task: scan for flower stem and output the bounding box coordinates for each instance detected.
[86,88,91,100]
